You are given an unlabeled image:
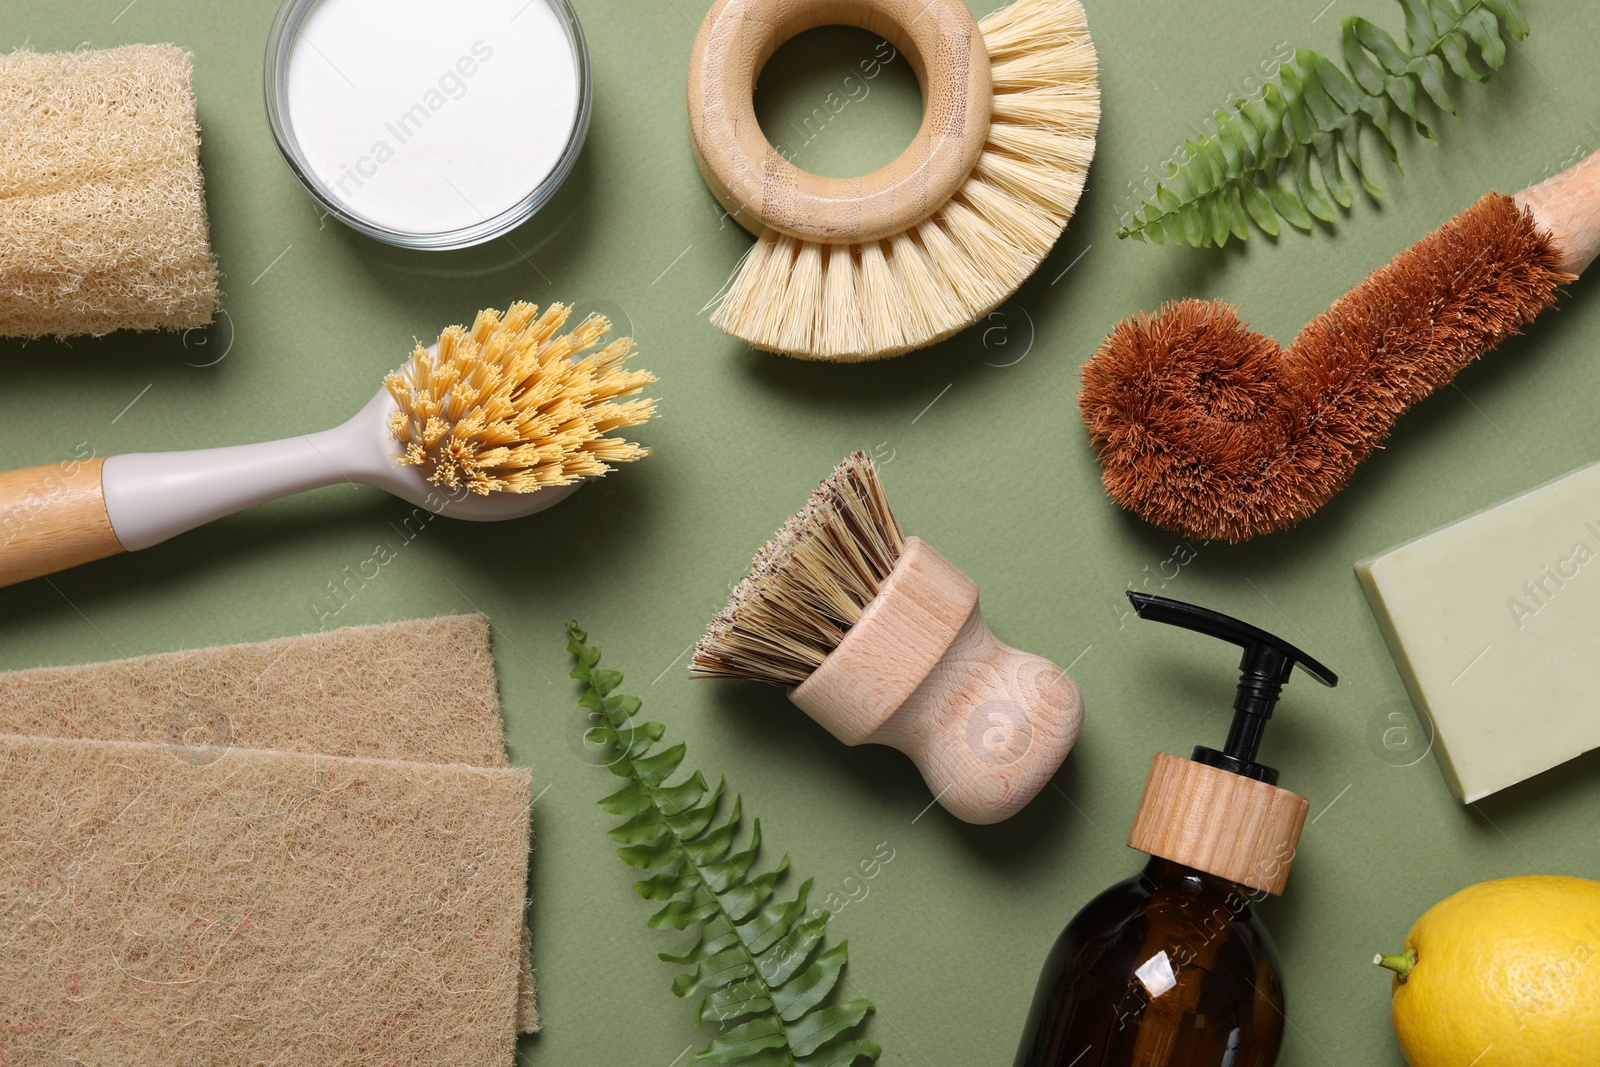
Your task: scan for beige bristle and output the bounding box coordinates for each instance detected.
[752,234,803,343]
[956,179,1062,258]
[777,239,824,354]
[991,88,1100,130]
[384,302,657,495]
[821,243,866,359]
[937,199,1026,292]
[987,121,1096,175]
[914,214,996,315]
[690,452,905,687]
[888,232,959,340]
[974,148,1085,215]
[856,241,901,356]
[707,0,1099,361]
[707,229,779,331]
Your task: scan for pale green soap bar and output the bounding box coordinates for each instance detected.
[1357,461,1600,803]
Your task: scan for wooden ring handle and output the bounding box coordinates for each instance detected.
[687,0,993,245]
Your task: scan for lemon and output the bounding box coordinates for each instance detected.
[1375,876,1600,1066]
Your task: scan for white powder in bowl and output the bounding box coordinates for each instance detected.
[284,0,581,236]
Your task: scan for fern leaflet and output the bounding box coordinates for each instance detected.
[568,622,880,1066]
[1117,0,1529,246]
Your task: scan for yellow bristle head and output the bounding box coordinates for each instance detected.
[384,302,657,495]
[690,452,904,686]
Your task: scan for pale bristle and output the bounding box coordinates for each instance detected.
[706,0,1099,361]
[821,243,866,358]
[384,302,656,495]
[973,148,1085,217]
[690,453,904,687]
[856,241,900,356]
[777,240,824,353]
[707,229,780,330]
[887,231,958,340]
[915,213,999,315]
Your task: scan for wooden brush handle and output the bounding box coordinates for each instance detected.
[791,537,1084,824]
[1515,147,1600,275]
[0,458,125,588]
[687,0,992,244]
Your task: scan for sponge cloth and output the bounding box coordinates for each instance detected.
[0,44,219,338]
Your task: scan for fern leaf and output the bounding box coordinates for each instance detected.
[1117,0,1528,246]
[568,622,878,1067]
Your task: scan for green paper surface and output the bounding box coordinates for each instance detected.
[3,1,1599,1064]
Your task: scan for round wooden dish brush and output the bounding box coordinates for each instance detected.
[0,303,655,587]
[688,0,1098,361]
[1080,148,1600,542]
[691,452,1083,824]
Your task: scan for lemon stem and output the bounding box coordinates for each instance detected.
[1374,947,1418,983]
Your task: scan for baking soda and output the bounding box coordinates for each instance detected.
[285,0,581,235]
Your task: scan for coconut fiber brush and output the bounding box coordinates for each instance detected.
[0,303,655,587]
[688,0,1098,361]
[1079,148,1600,543]
[691,453,1083,823]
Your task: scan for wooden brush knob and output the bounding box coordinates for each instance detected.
[790,537,1083,824]
[0,457,125,588]
[686,0,992,244]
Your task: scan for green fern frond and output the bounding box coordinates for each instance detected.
[1117,0,1529,247]
[567,621,879,1067]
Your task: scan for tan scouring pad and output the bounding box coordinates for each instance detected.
[1357,461,1600,802]
[0,616,540,1038]
[0,45,220,338]
[0,734,529,1066]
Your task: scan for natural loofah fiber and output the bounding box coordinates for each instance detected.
[0,45,219,339]
[707,0,1099,361]
[1079,193,1572,542]
[0,734,529,1066]
[0,615,541,1036]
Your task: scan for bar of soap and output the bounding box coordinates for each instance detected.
[1357,461,1600,802]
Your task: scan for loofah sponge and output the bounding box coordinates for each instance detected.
[0,44,219,339]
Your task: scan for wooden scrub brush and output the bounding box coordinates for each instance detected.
[688,0,1099,361]
[0,303,655,587]
[1080,148,1600,542]
[691,452,1083,824]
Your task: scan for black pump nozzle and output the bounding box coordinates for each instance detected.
[1128,592,1337,785]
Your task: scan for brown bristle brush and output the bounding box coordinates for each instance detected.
[1079,148,1600,542]
[691,453,1083,824]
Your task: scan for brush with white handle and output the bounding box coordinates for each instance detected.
[0,302,656,588]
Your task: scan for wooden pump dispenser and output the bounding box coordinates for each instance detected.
[1015,592,1337,1067]
[1124,591,1338,895]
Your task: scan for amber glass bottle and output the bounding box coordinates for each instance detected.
[1014,592,1337,1067]
[1013,857,1285,1067]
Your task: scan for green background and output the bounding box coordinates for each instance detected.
[4,0,1599,1063]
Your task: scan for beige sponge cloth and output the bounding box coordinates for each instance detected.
[0,615,540,1039]
[0,44,220,338]
[0,733,529,1066]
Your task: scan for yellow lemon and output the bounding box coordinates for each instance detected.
[1376,876,1600,1066]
